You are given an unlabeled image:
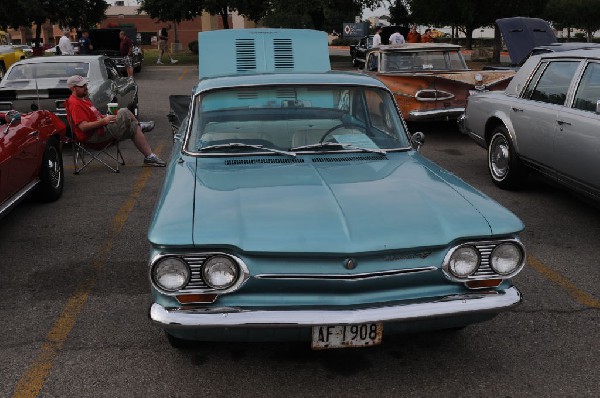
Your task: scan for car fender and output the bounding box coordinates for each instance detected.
[483,109,520,152]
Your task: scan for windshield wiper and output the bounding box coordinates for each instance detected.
[197,142,296,157]
[289,142,386,155]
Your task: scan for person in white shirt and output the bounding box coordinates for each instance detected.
[372,28,382,47]
[389,30,405,45]
[58,31,75,55]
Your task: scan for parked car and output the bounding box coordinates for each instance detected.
[459,48,600,202]
[12,45,33,58]
[490,17,600,69]
[360,43,516,122]
[148,28,526,349]
[89,28,144,73]
[350,27,409,68]
[0,31,26,80]
[0,55,139,129]
[0,109,67,218]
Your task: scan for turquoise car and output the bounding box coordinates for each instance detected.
[148,29,526,349]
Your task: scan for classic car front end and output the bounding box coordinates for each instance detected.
[362,44,516,122]
[148,29,526,349]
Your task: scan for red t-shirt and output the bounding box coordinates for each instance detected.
[65,95,104,142]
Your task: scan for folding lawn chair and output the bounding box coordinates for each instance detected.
[64,98,125,174]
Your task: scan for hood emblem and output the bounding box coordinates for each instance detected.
[344,258,357,270]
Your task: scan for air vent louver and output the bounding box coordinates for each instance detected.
[235,39,256,72]
[273,38,294,70]
[225,158,305,165]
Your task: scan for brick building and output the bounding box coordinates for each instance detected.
[6,5,259,51]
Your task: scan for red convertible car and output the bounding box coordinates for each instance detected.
[0,109,66,218]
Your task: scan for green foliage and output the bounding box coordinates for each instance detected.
[188,40,198,54]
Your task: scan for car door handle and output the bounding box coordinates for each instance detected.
[557,120,571,126]
[511,107,523,112]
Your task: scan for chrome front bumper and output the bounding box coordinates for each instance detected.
[150,286,521,329]
[407,107,465,122]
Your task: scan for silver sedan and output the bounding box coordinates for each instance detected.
[0,55,139,125]
[459,48,600,202]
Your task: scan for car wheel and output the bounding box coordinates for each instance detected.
[165,332,196,349]
[35,137,64,202]
[0,63,6,80]
[487,126,528,189]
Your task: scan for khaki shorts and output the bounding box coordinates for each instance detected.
[87,109,137,144]
[158,39,167,51]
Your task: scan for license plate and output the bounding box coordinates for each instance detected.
[311,323,382,350]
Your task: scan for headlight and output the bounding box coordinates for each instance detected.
[153,257,190,292]
[202,255,239,290]
[448,246,479,278]
[490,243,523,275]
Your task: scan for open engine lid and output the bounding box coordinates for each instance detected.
[496,17,557,66]
[197,29,331,79]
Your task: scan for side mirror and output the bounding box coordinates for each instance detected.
[411,131,425,150]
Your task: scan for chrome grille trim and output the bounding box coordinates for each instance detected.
[254,266,437,281]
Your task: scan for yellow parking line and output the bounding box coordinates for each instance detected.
[528,255,600,309]
[12,144,164,398]
[178,67,190,80]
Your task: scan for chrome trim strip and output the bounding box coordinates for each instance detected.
[407,107,465,121]
[149,286,522,329]
[0,180,39,219]
[254,266,437,281]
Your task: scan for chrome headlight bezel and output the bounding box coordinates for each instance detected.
[490,242,525,275]
[151,256,191,292]
[443,239,526,282]
[149,252,250,295]
[202,255,240,290]
[446,245,480,279]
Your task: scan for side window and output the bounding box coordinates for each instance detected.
[528,61,580,105]
[573,62,600,112]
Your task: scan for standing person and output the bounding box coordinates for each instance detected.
[372,27,382,48]
[58,31,75,55]
[389,29,405,45]
[421,28,434,43]
[119,31,134,77]
[78,30,93,54]
[407,26,421,43]
[65,75,165,167]
[157,23,178,64]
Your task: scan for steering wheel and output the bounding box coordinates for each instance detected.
[319,122,366,143]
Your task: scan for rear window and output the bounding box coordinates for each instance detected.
[6,62,90,80]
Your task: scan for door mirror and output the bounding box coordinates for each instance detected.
[411,131,425,150]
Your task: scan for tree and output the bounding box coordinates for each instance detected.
[138,0,202,43]
[545,0,600,42]
[0,0,109,47]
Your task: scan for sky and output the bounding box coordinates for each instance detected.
[362,5,390,18]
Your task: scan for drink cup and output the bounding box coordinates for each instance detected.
[107,103,119,115]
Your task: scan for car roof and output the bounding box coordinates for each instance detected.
[374,43,462,51]
[11,55,106,64]
[195,71,389,95]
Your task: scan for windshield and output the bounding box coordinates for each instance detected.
[186,85,410,155]
[5,62,90,80]
[380,50,467,72]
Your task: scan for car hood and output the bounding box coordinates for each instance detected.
[148,152,523,253]
[496,17,557,66]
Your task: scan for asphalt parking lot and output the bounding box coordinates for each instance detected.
[1,64,599,397]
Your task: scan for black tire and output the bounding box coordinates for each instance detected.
[487,126,528,189]
[0,62,6,80]
[35,137,64,202]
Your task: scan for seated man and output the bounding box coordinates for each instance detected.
[65,75,165,167]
